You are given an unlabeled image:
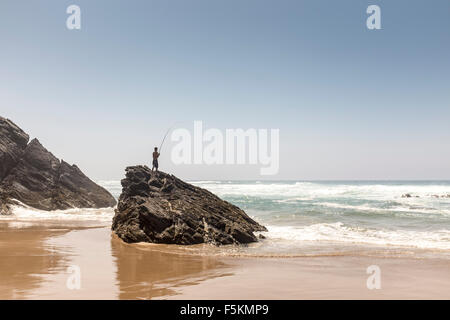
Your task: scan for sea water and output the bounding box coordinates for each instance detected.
[2,180,450,258]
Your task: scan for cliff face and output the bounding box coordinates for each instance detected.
[0,117,29,181]
[0,117,116,214]
[112,166,267,245]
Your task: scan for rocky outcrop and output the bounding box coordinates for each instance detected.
[112,166,267,245]
[401,193,414,198]
[0,117,29,181]
[0,116,116,214]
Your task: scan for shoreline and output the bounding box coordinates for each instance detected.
[1,223,449,299]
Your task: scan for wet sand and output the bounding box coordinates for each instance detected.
[172,256,450,299]
[1,222,449,299]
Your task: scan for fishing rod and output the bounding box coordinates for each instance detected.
[158,121,183,154]
[158,126,172,153]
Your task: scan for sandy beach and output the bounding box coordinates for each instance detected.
[2,0,450,305]
[1,222,449,300]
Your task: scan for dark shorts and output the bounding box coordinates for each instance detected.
[152,159,158,168]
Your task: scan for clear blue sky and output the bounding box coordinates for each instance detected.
[1,0,449,180]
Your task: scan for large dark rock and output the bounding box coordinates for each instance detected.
[0,116,116,214]
[112,166,267,245]
[0,117,29,181]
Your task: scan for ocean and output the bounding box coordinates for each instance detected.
[189,180,450,257]
[3,180,450,258]
[2,180,450,299]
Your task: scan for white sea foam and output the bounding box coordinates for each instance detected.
[318,202,450,216]
[97,180,121,187]
[193,181,450,216]
[0,204,115,223]
[189,180,222,184]
[193,181,450,200]
[264,223,450,250]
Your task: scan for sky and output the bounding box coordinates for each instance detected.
[1,0,449,181]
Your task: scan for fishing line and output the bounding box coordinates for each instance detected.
[158,121,184,154]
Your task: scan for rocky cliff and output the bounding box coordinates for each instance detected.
[0,117,116,214]
[112,166,267,245]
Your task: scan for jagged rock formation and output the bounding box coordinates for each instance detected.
[0,117,116,214]
[112,166,267,245]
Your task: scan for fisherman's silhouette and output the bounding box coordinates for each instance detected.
[152,147,160,172]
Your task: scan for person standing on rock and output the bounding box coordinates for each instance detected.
[152,147,160,172]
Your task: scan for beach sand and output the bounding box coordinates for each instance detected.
[1,223,449,300]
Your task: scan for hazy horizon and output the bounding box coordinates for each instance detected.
[1,0,449,181]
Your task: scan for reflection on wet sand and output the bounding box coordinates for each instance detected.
[110,234,232,299]
[0,224,233,299]
[1,223,450,299]
[0,223,70,299]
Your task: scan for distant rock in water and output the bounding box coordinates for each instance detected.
[112,166,267,245]
[402,193,413,198]
[0,116,116,214]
